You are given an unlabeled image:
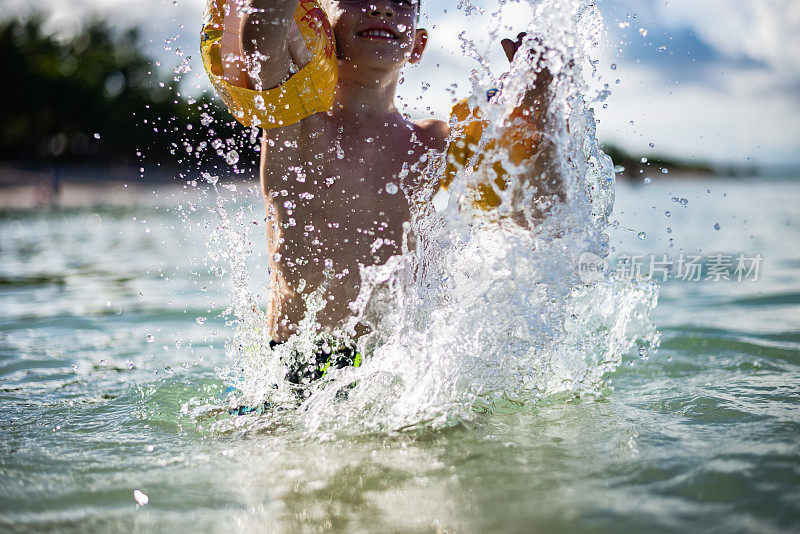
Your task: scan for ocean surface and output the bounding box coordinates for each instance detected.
[1,176,798,532]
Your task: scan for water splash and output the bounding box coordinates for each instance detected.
[196,0,659,434]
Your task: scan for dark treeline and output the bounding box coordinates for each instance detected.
[0,14,248,174]
[600,143,716,181]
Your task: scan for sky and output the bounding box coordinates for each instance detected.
[7,0,800,166]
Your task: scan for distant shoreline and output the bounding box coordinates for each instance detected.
[0,162,179,210]
[0,162,262,210]
[0,162,171,188]
[0,160,794,211]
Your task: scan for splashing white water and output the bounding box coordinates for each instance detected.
[200,0,659,434]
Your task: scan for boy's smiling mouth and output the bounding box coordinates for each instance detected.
[356,27,400,40]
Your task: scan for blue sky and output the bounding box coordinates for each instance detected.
[8,0,800,166]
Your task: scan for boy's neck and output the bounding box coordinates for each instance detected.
[332,64,402,122]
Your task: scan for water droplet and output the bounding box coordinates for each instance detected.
[93,133,101,139]
[610,63,617,70]
[164,365,173,373]
[196,317,206,324]
[713,223,721,230]
[385,182,398,194]
[225,150,239,165]
[637,231,647,240]
[638,27,648,37]
[672,197,688,206]
[664,210,671,217]
[173,59,191,74]
[133,490,149,506]
[146,334,155,343]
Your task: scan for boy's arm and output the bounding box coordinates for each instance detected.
[499,34,563,207]
[240,0,302,90]
[499,33,553,164]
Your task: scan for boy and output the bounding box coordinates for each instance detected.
[223,0,550,379]
[241,0,446,345]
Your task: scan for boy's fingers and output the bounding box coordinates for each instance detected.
[501,38,517,62]
[502,32,531,62]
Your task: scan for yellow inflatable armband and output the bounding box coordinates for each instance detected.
[442,89,543,210]
[200,0,338,128]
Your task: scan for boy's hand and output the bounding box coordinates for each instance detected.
[500,32,528,63]
[500,32,553,99]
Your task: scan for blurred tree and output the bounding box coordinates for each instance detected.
[0,14,243,170]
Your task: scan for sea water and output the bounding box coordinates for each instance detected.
[2,0,800,531]
[2,177,798,531]
[2,178,799,531]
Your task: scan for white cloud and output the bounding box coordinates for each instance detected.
[595,0,800,164]
[596,62,800,165]
[653,0,800,77]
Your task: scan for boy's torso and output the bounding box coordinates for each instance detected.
[260,110,446,340]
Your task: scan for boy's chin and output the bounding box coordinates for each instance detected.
[342,49,408,71]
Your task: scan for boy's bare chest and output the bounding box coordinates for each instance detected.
[263,134,431,256]
[265,124,428,211]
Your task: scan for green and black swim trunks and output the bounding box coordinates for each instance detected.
[228,336,362,415]
[274,336,362,385]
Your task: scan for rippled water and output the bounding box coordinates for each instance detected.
[3,0,800,528]
[1,176,798,532]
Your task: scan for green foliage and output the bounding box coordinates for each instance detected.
[0,14,239,167]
